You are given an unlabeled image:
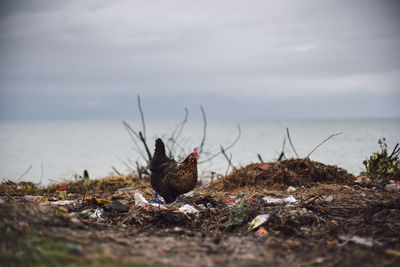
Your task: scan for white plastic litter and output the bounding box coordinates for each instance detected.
[48,200,76,206]
[287,186,296,192]
[263,195,298,204]
[134,192,150,207]
[338,235,381,247]
[248,214,270,231]
[178,204,199,215]
[385,181,400,192]
[134,192,166,209]
[90,208,104,219]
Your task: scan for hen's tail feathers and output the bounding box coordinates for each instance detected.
[154,138,166,157]
[150,138,168,172]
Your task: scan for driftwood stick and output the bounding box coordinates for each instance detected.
[278,135,287,161]
[137,95,146,140]
[286,127,299,158]
[389,143,400,159]
[122,121,147,162]
[221,146,234,176]
[168,108,189,156]
[139,131,152,162]
[306,132,343,158]
[198,124,241,164]
[257,154,264,163]
[18,164,33,181]
[198,105,207,155]
[111,166,121,175]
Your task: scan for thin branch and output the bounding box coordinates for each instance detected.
[137,95,146,140]
[111,166,121,175]
[389,143,400,159]
[278,135,287,161]
[306,132,343,158]
[139,131,152,162]
[122,121,147,162]
[221,146,234,176]
[122,120,140,139]
[39,161,44,184]
[198,124,241,164]
[167,108,189,156]
[17,164,33,181]
[198,105,207,155]
[286,127,299,158]
[117,157,135,172]
[257,154,264,163]
[173,108,189,142]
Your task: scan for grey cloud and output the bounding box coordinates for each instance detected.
[0,0,399,119]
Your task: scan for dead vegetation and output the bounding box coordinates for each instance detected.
[213,159,355,191]
[1,156,400,266]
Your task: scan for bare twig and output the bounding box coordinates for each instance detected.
[257,154,264,163]
[389,143,400,159]
[221,146,234,176]
[198,105,207,155]
[139,131,152,162]
[286,127,299,158]
[39,162,44,184]
[198,124,241,164]
[122,121,147,162]
[167,108,189,156]
[135,161,142,179]
[17,164,33,181]
[137,95,146,140]
[278,135,287,161]
[117,157,135,172]
[111,166,121,175]
[307,132,343,158]
[172,108,188,142]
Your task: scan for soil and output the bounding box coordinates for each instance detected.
[1,159,400,266]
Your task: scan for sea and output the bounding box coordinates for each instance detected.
[0,118,399,185]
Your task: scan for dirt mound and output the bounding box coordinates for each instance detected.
[215,158,356,190]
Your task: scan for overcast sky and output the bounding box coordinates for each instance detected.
[0,0,399,120]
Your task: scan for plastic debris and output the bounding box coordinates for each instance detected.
[104,200,129,213]
[385,181,400,192]
[56,186,67,200]
[324,195,334,202]
[263,195,298,204]
[338,235,381,247]
[134,192,166,209]
[90,208,104,219]
[258,163,270,171]
[49,200,76,206]
[254,226,269,237]
[223,198,236,204]
[178,204,199,215]
[287,186,296,192]
[248,214,270,231]
[152,192,165,205]
[135,192,150,207]
[65,242,83,251]
[118,187,133,191]
[85,197,112,206]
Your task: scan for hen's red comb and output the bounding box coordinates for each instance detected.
[193,148,198,157]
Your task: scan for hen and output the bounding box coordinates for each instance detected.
[150,138,198,203]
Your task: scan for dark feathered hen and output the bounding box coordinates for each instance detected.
[150,138,198,203]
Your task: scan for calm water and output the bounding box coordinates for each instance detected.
[0,118,399,185]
